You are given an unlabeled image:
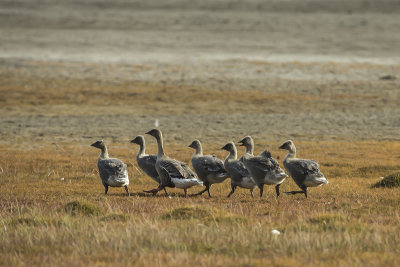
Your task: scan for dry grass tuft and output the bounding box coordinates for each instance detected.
[372,173,400,188]
[10,216,63,227]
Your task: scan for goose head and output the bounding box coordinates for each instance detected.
[91,140,106,150]
[188,139,201,149]
[221,142,235,152]
[238,136,253,147]
[145,129,162,140]
[279,140,296,152]
[130,135,144,145]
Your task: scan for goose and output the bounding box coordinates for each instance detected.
[91,140,130,196]
[278,140,328,198]
[145,129,203,197]
[221,142,256,198]
[130,135,169,195]
[188,139,229,197]
[239,136,288,197]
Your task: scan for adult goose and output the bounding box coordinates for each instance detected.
[279,140,328,198]
[239,136,287,197]
[91,140,130,196]
[221,142,256,198]
[188,139,229,197]
[130,135,168,195]
[145,129,202,197]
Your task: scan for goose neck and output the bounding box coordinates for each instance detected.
[99,146,109,159]
[193,144,203,157]
[156,136,165,157]
[137,142,146,158]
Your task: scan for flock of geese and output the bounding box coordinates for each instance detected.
[90,129,329,199]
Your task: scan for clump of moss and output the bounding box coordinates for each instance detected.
[162,206,212,220]
[63,201,102,216]
[372,173,400,188]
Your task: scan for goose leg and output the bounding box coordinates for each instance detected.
[192,182,209,196]
[259,184,264,198]
[227,185,236,198]
[284,185,308,197]
[302,186,308,198]
[124,185,130,196]
[184,189,188,198]
[104,185,109,195]
[163,187,170,197]
[275,184,280,197]
[250,189,254,198]
[207,184,212,198]
[144,185,164,195]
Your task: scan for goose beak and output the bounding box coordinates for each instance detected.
[90,142,96,147]
[278,144,285,149]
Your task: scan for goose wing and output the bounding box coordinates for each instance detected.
[139,154,157,171]
[246,155,280,172]
[293,159,323,176]
[99,158,127,178]
[232,160,250,177]
[198,155,226,173]
[159,158,197,179]
[258,150,271,158]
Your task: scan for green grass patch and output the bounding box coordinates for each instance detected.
[162,206,212,220]
[371,173,400,188]
[161,206,246,224]
[63,200,102,216]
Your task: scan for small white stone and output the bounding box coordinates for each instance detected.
[60,177,65,181]
[271,229,280,235]
[155,119,160,127]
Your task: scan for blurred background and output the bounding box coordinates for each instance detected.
[0,0,399,146]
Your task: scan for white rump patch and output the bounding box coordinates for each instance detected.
[171,178,203,189]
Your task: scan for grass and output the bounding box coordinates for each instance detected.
[0,58,399,265]
[372,173,400,188]
[0,141,400,266]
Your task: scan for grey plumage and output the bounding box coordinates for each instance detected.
[130,135,160,184]
[131,135,171,196]
[221,142,256,198]
[145,129,202,197]
[189,139,229,197]
[279,140,328,198]
[91,140,130,196]
[239,136,287,197]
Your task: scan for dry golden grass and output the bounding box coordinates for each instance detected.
[1,57,399,265]
[1,141,400,266]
